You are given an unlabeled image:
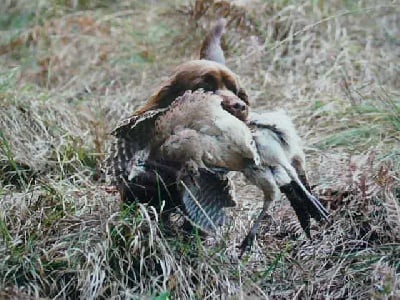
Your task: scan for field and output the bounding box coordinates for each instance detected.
[0,0,399,298]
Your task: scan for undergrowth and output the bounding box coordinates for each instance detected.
[0,0,399,298]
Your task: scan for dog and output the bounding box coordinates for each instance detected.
[135,19,249,122]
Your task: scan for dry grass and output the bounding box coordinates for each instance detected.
[0,0,399,298]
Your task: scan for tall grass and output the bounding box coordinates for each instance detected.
[0,0,399,298]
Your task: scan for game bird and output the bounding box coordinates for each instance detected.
[239,110,329,254]
[161,92,329,242]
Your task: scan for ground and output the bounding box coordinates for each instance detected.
[0,0,399,299]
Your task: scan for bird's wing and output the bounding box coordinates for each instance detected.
[180,169,236,232]
[104,108,167,185]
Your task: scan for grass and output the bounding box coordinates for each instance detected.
[0,0,399,298]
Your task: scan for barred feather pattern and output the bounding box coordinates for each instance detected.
[181,169,236,232]
[104,109,167,184]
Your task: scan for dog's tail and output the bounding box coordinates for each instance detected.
[200,18,226,65]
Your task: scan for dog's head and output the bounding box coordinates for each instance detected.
[135,19,249,121]
[135,60,249,120]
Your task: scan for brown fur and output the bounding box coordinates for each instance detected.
[135,60,248,116]
[134,18,248,120]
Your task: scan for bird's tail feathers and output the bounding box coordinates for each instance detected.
[279,163,329,221]
[280,183,312,238]
[273,162,328,237]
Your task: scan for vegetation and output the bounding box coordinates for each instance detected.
[0,0,399,298]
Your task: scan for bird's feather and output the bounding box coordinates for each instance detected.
[245,111,328,240]
[181,169,236,232]
[104,109,167,184]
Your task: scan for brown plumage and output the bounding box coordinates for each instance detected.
[152,90,259,171]
[150,90,260,230]
[105,90,257,231]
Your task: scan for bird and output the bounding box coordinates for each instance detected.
[123,91,328,245]
[239,110,329,255]
[153,90,258,172]
[105,89,258,231]
[150,89,260,231]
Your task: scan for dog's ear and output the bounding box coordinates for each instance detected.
[135,70,206,115]
[200,18,226,65]
[135,81,180,115]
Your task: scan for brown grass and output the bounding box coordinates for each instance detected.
[0,0,399,298]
